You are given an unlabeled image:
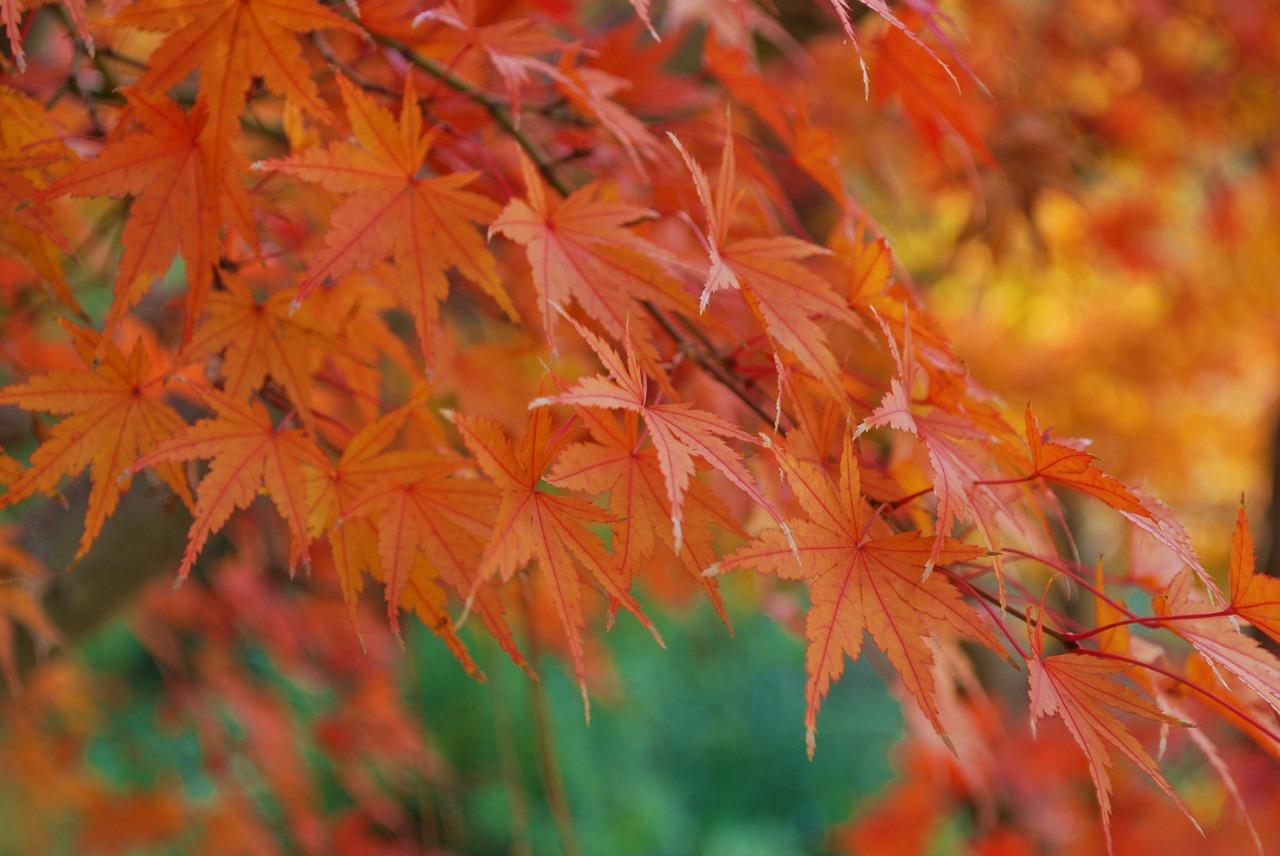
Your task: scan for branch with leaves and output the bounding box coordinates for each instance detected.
[2,0,1280,851]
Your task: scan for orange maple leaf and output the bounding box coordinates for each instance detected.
[307,416,393,628]
[1028,643,1192,853]
[39,93,254,341]
[0,87,81,312]
[670,125,856,403]
[255,75,517,362]
[554,49,662,170]
[1157,569,1280,717]
[0,167,71,254]
[1023,406,1215,593]
[0,164,80,313]
[307,401,429,624]
[491,152,693,350]
[0,326,191,559]
[860,312,1013,577]
[178,273,337,429]
[533,316,780,552]
[339,452,502,676]
[1023,406,1149,518]
[1226,504,1280,646]
[395,554,485,678]
[454,408,661,716]
[549,407,739,626]
[702,37,846,206]
[308,399,524,672]
[107,0,356,152]
[341,455,493,630]
[716,437,997,756]
[0,452,20,487]
[133,385,327,579]
[827,0,965,101]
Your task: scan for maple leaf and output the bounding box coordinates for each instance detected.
[840,224,893,303]
[715,437,997,756]
[1091,560,1131,657]
[0,452,20,487]
[1157,569,1280,717]
[1181,650,1280,760]
[255,75,516,361]
[178,273,338,429]
[454,408,661,716]
[1027,644,1192,854]
[1120,488,1213,596]
[0,87,81,312]
[341,455,494,632]
[307,411,398,628]
[1147,645,1268,855]
[0,326,191,559]
[859,312,1014,577]
[38,92,254,341]
[549,407,738,625]
[1023,406,1149,518]
[532,316,780,552]
[337,450,507,677]
[554,48,663,169]
[491,152,693,350]
[107,0,356,154]
[0,165,71,254]
[1225,504,1280,646]
[133,385,327,579]
[308,397,524,674]
[670,126,856,403]
[620,0,657,39]
[1,0,24,70]
[702,36,846,205]
[395,555,483,678]
[307,399,437,622]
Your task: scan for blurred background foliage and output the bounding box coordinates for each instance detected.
[0,542,902,854]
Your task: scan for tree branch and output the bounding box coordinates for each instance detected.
[12,482,191,683]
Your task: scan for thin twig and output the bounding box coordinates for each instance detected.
[373,33,569,196]
[643,303,776,425]
[940,566,1078,651]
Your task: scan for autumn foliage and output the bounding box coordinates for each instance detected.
[3,0,1280,852]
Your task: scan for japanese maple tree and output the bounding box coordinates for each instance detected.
[2,0,1280,852]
